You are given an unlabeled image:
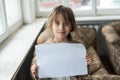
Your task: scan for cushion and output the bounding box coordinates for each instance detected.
[102,25,120,44]
[37,28,78,44]
[102,25,116,36]
[77,28,96,48]
[87,46,107,74]
[106,33,120,44]
[37,27,96,48]
[109,21,120,35]
[37,28,53,44]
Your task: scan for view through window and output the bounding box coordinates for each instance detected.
[0,0,21,37]
[97,0,120,9]
[0,14,3,34]
[5,0,20,27]
[38,0,91,11]
[0,5,5,34]
[38,0,120,16]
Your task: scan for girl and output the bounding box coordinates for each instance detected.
[31,5,92,80]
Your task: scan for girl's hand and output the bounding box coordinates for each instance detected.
[30,64,39,80]
[86,54,93,65]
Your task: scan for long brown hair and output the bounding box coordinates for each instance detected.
[46,5,78,41]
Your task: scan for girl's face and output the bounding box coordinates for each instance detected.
[52,14,72,40]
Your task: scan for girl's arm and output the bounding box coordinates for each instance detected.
[30,51,39,80]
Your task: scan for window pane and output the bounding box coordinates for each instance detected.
[0,12,4,34]
[38,0,91,11]
[97,0,120,9]
[5,0,20,27]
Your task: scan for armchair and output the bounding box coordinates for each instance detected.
[102,21,120,75]
[35,23,120,80]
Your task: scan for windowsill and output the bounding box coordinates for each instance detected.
[0,18,46,80]
[75,15,120,21]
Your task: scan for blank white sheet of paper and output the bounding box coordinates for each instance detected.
[35,43,88,78]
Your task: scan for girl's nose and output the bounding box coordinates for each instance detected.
[59,24,64,29]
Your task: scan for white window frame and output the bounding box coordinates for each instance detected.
[36,0,120,17]
[96,0,120,15]
[97,8,120,15]
[0,0,7,34]
[35,0,95,17]
[0,0,23,44]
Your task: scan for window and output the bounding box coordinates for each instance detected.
[0,0,6,34]
[0,13,4,34]
[5,0,21,27]
[37,0,93,17]
[98,0,120,9]
[38,0,91,10]
[97,0,120,15]
[0,0,22,43]
[36,0,120,17]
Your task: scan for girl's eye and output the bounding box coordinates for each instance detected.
[64,22,70,26]
[55,21,59,25]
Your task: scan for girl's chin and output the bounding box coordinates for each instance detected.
[55,34,67,38]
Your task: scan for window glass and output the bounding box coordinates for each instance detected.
[97,0,120,9]
[0,11,4,34]
[38,0,92,11]
[4,0,20,27]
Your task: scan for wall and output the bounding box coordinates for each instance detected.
[21,0,36,24]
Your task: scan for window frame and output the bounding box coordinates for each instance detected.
[36,0,120,17]
[0,0,7,34]
[36,0,96,17]
[96,0,120,15]
[0,0,22,44]
[97,8,120,15]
